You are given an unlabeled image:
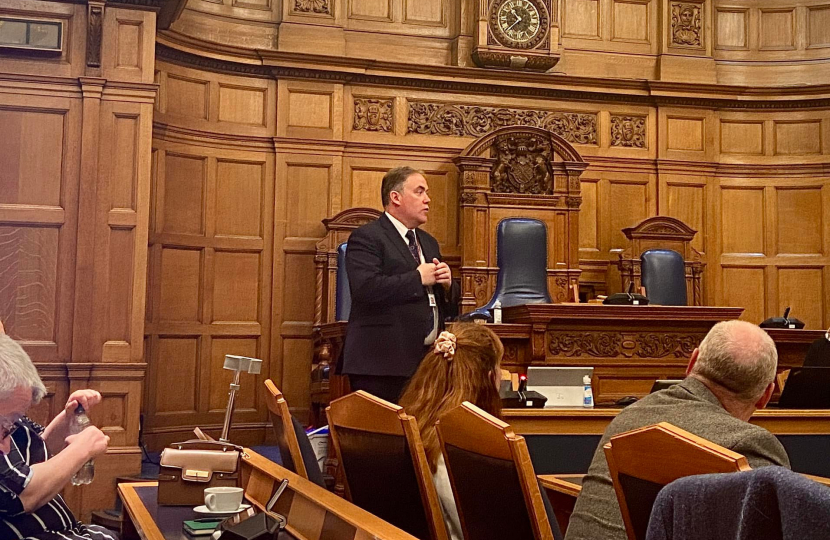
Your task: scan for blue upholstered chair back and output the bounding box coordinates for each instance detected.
[470,218,552,319]
[640,249,687,306]
[335,242,351,321]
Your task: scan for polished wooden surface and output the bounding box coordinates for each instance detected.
[119,451,420,540]
[504,407,830,436]
[242,449,419,540]
[498,304,743,402]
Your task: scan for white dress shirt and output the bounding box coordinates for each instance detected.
[386,212,438,345]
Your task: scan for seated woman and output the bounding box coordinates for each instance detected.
[399,323,503,540]
[0,320,114,540]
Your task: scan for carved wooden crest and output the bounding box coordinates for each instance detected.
[491,132,554,194]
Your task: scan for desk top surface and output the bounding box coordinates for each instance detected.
[118,482,294,540]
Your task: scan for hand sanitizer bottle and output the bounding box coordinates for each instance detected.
[583,375,594,409]
[492,300,502,324]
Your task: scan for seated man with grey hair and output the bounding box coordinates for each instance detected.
[0,321,115,540]
[565,320,790,540]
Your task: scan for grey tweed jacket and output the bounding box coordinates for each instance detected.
[564,377,791,540]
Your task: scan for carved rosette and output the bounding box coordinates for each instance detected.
[353,98,393,132]
[548,331,703,359]
[294,0,330,14]
[408,102,598,145]
[490,133,554,194]
[472,274,489,303]
[671,3,702,47]
[611,116,647,148]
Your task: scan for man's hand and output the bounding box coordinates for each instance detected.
[433,258,452,288]
[64,389,102,416]
[65,426,109,460]
[0,319,4,334]
[417,263,437,286]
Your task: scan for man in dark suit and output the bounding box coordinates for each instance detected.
[565,320,790,540]
[342,166,451,403]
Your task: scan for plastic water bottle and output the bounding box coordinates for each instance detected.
[492,300,503,324]
[70,405,95,486]
[583,375,594,409]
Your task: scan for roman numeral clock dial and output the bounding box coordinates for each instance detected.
[474,0,559,71]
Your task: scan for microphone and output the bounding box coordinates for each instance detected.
[518,375,528,393]
[626,280,634,301]
[783,306,791,326]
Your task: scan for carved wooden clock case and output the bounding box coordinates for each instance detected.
[473,0,561,71]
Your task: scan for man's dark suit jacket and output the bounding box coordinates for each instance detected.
[564,377,791,540]
[342,213,447,378]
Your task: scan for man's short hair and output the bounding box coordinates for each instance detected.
[381,166,423,208]
[691,320,777,402]
[0,334,47,404]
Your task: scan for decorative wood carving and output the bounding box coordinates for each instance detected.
[294,0,330,14]
[353,98,392,132]
[671,2,702,48]
[453,126,587,313]
[86,3,104,68]
[547,330,703,359]
[491,132,554,194]
[610,115,647,148]
[616,216,705,306]
[408,101,597,144]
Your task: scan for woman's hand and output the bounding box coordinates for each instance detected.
[64,389,102,415]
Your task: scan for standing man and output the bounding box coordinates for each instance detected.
[342,166,452,403]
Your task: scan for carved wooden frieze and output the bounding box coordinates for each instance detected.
[86,3,104,68]
[671,2,702,48]
[408,102,598,145]
[294,0,330,14]
[353,98,393,132]
[547,331,703,359]
[491,132,554,194]
[611,115,647,148]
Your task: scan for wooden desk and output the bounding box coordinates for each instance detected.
[498,304,744,403]
[119,450,417,540]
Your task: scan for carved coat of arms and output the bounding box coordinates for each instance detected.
[491,134,553,194]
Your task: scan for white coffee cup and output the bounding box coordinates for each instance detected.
[204,486,244,512]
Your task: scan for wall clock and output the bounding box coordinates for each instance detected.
[473,0,560,71]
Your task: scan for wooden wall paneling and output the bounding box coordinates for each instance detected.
[0,93,80,363]
[0,0,84,79]
[278,80,343,140]
[715,7,749,50]
[274,153,337,420]
[102,7,156,83]
[145,138,275,448]
[774,120,822,156]
[759,8,796,51]
[807,4,830,48]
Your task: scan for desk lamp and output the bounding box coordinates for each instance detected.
[220,354,262,443]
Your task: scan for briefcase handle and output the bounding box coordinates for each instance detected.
[170,439,243,453]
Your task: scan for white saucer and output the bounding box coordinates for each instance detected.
[193,503,251,517]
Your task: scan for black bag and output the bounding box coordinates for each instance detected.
[219,513,287,540]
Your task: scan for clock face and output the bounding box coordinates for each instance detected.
[489,0,549,50]
[498,0,540,43]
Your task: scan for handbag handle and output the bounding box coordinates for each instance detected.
[170,439,242,452]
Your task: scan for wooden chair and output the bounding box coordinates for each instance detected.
[327,391,449,540]
[437,402,558,540]
[264,379,325,487]
[603,422,750,540]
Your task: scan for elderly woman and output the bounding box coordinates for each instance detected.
[0,320,114,539]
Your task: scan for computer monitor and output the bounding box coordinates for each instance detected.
[526,367,593,408]
[777,367,830,409]
[650,379,683,393]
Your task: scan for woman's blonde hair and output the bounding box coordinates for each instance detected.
[399,323,504,471]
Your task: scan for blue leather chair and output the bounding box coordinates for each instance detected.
[468,218,552,320]
[640,249,687,306]
[335,242,351,321]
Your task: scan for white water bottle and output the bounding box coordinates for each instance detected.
[70,405,95,486]
[492,300,502,324]
[583,375,594,409]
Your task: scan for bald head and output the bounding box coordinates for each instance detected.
[690,320,777,403]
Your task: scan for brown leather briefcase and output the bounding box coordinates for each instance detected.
[157,440,242,506]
